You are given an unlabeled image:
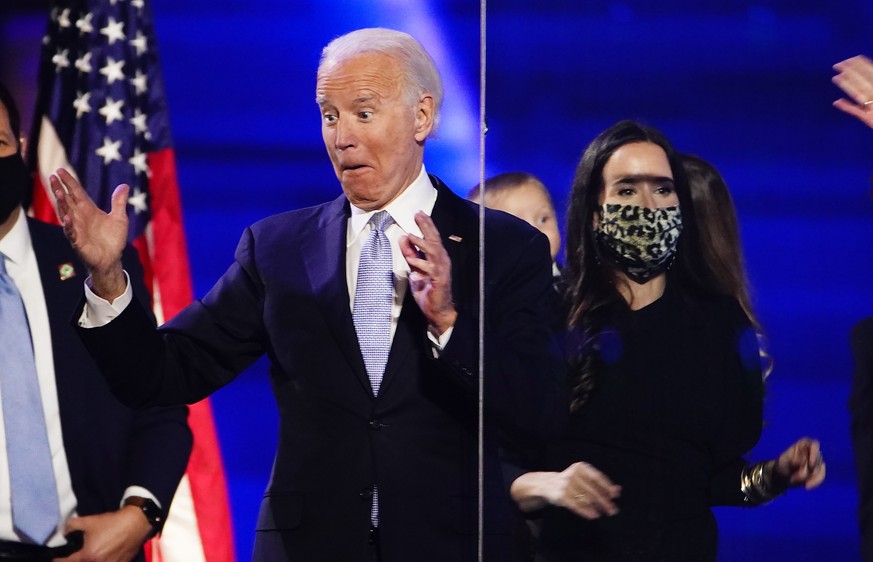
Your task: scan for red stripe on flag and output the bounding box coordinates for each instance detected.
[186,400,235,562]
[146,148,235,562]
[146,149,193,317]
[31,174,60,226]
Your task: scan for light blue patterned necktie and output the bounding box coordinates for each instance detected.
[0,254,60,544]
[352,211,394,528]
[353,211,394,396]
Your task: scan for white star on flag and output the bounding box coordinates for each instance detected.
[100,57,126,84]
[76,12,94,34]
[128,188,148,214]
[75,52,93,73]
[129,149,151,176]
[95,137,122,164]
[73,92,92,118]
[130,109,149,135]
[130,71,147,95]
[100,17,125,45]
[58,8,71,28]
[52,48,70,71]
[130,31,148,56]
[98,97,125,125]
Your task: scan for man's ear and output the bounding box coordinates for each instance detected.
[413,94,435,142]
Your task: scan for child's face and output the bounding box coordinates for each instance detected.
[490,181,562,261]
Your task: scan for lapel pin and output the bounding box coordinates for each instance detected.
[58,262,76,281]
[448,235,462,243]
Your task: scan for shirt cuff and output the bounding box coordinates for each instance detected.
[120,485,162,510]
[78,271,133,328]
[427,325,454,358]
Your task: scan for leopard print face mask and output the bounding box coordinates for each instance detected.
[595,203,683,283]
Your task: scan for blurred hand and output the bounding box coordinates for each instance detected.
[773,437,826,491]
[833,55,873,128]
[511,462,622,519]
[51,168,128,300]
[54,507,151,562]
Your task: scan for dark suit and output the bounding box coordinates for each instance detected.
[851,317,873,562]
[77,177,564,561]
[26,218,192,560]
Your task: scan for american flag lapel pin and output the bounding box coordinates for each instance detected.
[448,235,462,243]
[58,262,76,281]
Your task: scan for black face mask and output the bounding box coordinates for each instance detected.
[0,151,28,223]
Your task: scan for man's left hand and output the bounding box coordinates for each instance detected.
[399,211,457,336]
[53,507,152,562]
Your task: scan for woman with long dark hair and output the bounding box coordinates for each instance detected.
[510,121,824,561]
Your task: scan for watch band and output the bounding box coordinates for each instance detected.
[123,496,164,538]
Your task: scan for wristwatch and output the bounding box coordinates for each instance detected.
[123,496,164,538]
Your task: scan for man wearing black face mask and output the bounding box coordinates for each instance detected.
[0,83,191,562]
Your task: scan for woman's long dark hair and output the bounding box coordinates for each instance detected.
[682,153,773,377]
[564,120,718,411]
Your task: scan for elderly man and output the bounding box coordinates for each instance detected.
[0,83,191,561]
[54,28,562,561]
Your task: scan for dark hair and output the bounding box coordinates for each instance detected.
[682,153,772,377]
[564,120,716,411]
[0,82,22,145]
[467,171,547,203]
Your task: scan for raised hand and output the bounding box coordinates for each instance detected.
[51,168,129,301]
[833,55,873,129]
[399,211,457,336]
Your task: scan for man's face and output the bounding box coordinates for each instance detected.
[0,100,27,226]
[0,103,18,157]
[317,52,434,211]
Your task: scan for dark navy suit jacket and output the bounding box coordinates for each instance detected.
[27,218,192,559]
[77,178,564,561]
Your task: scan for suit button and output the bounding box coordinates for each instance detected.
[359,486,374,499]
[369,419,384,430]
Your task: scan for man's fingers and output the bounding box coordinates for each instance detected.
[55,168,84,203]
[399,235,429,273]
[110,184,130,216]
[413,210,441,239]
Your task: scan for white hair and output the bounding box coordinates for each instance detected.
[318,28,443,134]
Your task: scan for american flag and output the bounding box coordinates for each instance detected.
[29,1,235,561]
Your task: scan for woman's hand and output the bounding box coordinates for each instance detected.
[772,437,826,491]
[833,55,873,129]
[510,462,621,519]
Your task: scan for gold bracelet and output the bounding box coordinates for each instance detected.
[740,461,779,505]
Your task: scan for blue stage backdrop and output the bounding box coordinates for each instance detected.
[2,1,871,560]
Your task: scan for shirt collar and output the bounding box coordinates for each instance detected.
[347,165,437,244]
[0,208,31,267]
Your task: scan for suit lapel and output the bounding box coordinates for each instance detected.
[299,196,372,394]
